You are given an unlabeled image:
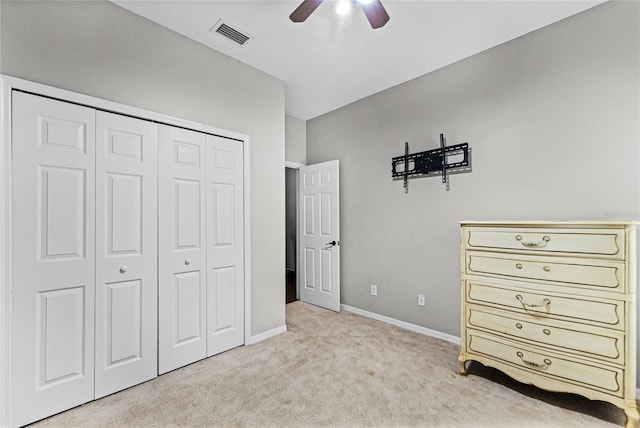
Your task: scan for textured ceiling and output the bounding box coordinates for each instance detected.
[115,1,604,120]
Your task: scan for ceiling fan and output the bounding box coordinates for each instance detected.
[290,0,390,29]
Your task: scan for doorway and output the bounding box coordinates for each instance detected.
[285,166,298,303]
[284,160,341,310]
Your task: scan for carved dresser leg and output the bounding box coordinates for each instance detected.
[625,402,639,428]
[458,352,467,376]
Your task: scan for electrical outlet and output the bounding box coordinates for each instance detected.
[370,284,378,296]
[418,294,426,307]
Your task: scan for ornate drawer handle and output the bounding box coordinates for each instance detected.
[543,266,551,272]
[517,351,552,368]
[543,329,551,336]
[515,234,551,248]
[515,263,523,270]
[516,294,551,309]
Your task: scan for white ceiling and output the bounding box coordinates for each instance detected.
[114,0,604,120]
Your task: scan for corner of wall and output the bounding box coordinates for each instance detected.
[285,114,307,165]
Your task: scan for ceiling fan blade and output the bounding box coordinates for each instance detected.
[290,0,324,23]
[360,0,390,29]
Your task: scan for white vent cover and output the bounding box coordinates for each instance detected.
[211,19,253,46]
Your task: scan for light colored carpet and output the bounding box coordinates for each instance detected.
[34,301,627,427]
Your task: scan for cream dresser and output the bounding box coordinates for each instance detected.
[459,221,638,427]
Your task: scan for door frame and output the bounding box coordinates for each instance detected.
[0,75,252,427]
[284,161,304,301]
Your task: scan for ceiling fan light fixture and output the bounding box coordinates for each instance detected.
[289,0,389,29]
[336,0,352,16]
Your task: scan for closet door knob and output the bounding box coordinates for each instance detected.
[119,266,128,274]
[185,259,191,266]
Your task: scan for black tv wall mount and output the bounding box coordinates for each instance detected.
[391,134,471,192]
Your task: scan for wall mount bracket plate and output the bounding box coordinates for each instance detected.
[391,134,471,192]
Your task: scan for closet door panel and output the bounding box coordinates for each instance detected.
[158,126,207,374]
[206,136,244,357]
[11,92,96,427]
[95,111,158,398]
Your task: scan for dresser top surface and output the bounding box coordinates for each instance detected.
[459,220,638,227]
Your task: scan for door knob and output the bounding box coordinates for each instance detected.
[185,259,191,266]
[323,240,339,250]
[119,266,127,274]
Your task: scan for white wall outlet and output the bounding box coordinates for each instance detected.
[370,284,378,296]
[418,294,426,307]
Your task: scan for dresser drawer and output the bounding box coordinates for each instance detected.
[466,281,625,328]
[467,331,624,397]
[464,227,625,259]
[466,253,625,292]
[466,305,624,363]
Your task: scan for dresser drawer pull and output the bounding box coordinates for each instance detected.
[515,323,523,329]
[543,329,551,335]
[515,234,551,248]
[515,263,523,269]
[516,351,552,369]
[543,265,551,272]
[516,294,551,309]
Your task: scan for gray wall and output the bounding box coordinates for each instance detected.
[0,0,286,335]
[308,0,638,348]
[285,114,307,164]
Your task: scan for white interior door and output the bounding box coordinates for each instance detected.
[206,136,244,356]
[11,92,96,426]
[94,111,158,398]
[158,125,207,374]
[298,160,340,311]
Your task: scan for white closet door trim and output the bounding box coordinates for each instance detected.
[243,135,252,348]
[0,75,252,427]
[1,76,248,141]
[0,75,13,428]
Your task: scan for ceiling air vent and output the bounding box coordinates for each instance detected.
[211,19,253,47]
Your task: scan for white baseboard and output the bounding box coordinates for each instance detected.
[247,324,287,345]
[340,304,461,345]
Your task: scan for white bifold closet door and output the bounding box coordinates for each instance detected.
[10,89,244,425]
[94,111,158,398]
[11,93,159,425]
[11,92,96,426]
[158,126,207,374]
[158,127,244,373]
[206,136,244,357]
